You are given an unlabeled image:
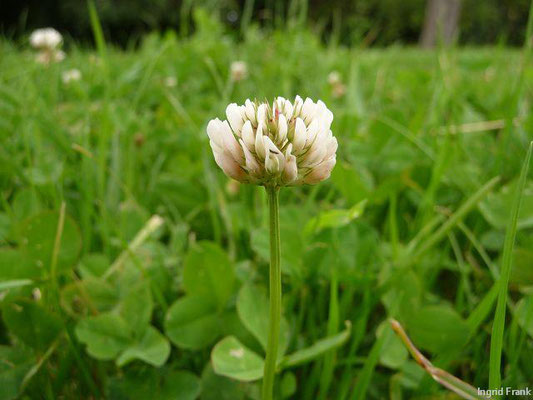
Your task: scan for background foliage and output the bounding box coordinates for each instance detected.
[0,0,531,46]
[1,3,533,400]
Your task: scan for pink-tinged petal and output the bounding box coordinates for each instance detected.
[301,141,327,168]
[214,151,247,182]
[303,156,336,184]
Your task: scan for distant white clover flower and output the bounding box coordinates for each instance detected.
[327,71,342,86]
[30,28,63,50]
[328,71,346,98]
[62,68,81,84]
[230,61,248,82]
[30,28,65,64]
[164,76,177,87]
[207,96,337,186]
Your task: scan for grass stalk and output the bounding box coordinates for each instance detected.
[262,185,282,400]
[489,142,532,393]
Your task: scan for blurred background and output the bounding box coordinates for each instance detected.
[0,0,530,47]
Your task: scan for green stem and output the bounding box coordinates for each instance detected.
[262,185,281,400]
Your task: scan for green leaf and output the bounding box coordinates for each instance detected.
[78,253,110,278]
[159,370,201,400]
[236,284,290,358]
[11,189,42,222]
[279,321,351,369]
[377,321,408,369]
[211,336,264,382]
[510,247,533,286]
[183,241,235,308]
[19,211,82,273]
[2,299,62,352]
[165,295,221,350]
[479,181,533,229]
[0,248,41,280]
[304,200,367,235]
[76,313,133,360]
[406,305,469,354]
[515,295,533,338]
[0,345,34,400]
[0,279,33,292]
[60,278,118,316]
[116,326,170,367]
[280,372,297,399]
[117,280,153,334]
[200,365,247,400]
[251,206,309,278]
[107,368,200,400]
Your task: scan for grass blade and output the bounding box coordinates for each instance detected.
[489,142,532,392]
[390,319,489,400]
[411,176,500,261]
[279,321,351,369]
[87,0,107,59]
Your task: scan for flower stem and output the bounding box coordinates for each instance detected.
[262,185,281,400]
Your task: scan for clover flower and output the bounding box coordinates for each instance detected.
[62,68,81,84]
[30,28,65,64]
[30,28,63,50]
[207,96,337,187]
[328,71,346,99]
[230,61,248,82]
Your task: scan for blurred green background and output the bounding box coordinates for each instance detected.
[0,0,530,46]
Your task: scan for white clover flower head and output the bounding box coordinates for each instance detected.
[30,28,63,50]
[207,96,337,187]
[62,68,81,84]
[230,61,248,82]
[327,71,342,86]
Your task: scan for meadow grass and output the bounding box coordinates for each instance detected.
[0,8,532,400]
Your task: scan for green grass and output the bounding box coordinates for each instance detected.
[1,8,533,400]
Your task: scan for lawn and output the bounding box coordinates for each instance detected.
[0,9,532,400]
